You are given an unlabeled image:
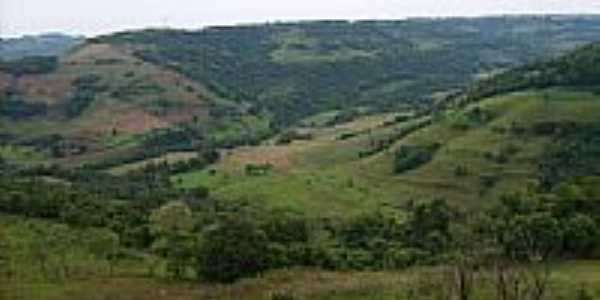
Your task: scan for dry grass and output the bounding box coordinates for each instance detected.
[217,113,398,173]
[5,268,410,300]
[6,261,600,300]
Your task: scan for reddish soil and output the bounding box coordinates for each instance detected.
[17,74,74,105]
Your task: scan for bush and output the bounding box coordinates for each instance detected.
[0,56,58,75]
[246,163,272,176]
[270,290,298,300]
[394,144,440,174]
[454,165,469,177]
[196,214,270,283]
[276,130,313,145]
[480,174,499,189]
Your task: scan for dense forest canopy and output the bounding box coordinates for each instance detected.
[97,16,600,125]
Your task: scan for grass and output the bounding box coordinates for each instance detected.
[0,145,48,162]
[173,88,600,213]
[4,261,600,300]
[270,32,375,64]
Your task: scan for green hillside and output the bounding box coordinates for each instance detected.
[173,87,600,214]
[98,16,600,125]
[171,40,600,215]
[2,16,600,170]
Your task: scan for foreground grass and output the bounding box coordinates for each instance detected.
[3,261,600,300]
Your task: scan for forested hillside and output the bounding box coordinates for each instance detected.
[98,16,600,125]
[465,43,600,101]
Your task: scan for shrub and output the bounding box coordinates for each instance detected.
[196,214,270,283]
[480,174,499,189]
[246,163,272,176]
[270,290,298,300]
[394,144,440,174]
[0,56,58,75]
[454,165,469,177]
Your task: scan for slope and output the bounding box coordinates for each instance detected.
[0,42,270,166]
[173,44,600,215]
[99,16,600,125]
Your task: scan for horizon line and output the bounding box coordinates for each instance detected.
[2,12,600,39]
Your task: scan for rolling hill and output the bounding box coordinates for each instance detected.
[2,16,600,169]
[2,17,600,300]
[173,42,600,215]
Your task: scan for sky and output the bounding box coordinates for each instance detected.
[1,0,600,38]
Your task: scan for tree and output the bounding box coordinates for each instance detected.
[405,199,452,254]
[0,226,10,278]
[85,228,119,276]
[196,213,270,283]
[149,201,194,279]
[562,214,598,257]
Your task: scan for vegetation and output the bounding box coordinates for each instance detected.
[0,56,58,75]
[97,16,600,126]
[2,17,600,300]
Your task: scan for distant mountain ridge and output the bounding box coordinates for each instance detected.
[0,33,83,60]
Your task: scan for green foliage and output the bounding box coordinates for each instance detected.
[98,17,600,126]
[245,163,273,176]
[394,143,440,174]
[196,212,270,282]
[454,165,469,177]
[0,98,48,119]
[466,43,600,102]
[537,122,600,191]
[276,130,313,145]
[0,226,9,278]
[150,201,195,279]
[0,56,58,75]
[65,74,107,118]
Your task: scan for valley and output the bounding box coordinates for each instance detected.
[1,15,600,300]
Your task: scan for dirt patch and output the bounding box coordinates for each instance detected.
[16,73,74,105]
[64,43,138,66]
[220,145,297,172]
[77,104,170,136]
[0,72,12,91]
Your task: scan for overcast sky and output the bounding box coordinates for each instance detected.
[1,0,600,37]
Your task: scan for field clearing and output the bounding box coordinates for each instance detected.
[217,113,401,173]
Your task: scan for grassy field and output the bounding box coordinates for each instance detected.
[173,88,600,214]
[3,213,599,300]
